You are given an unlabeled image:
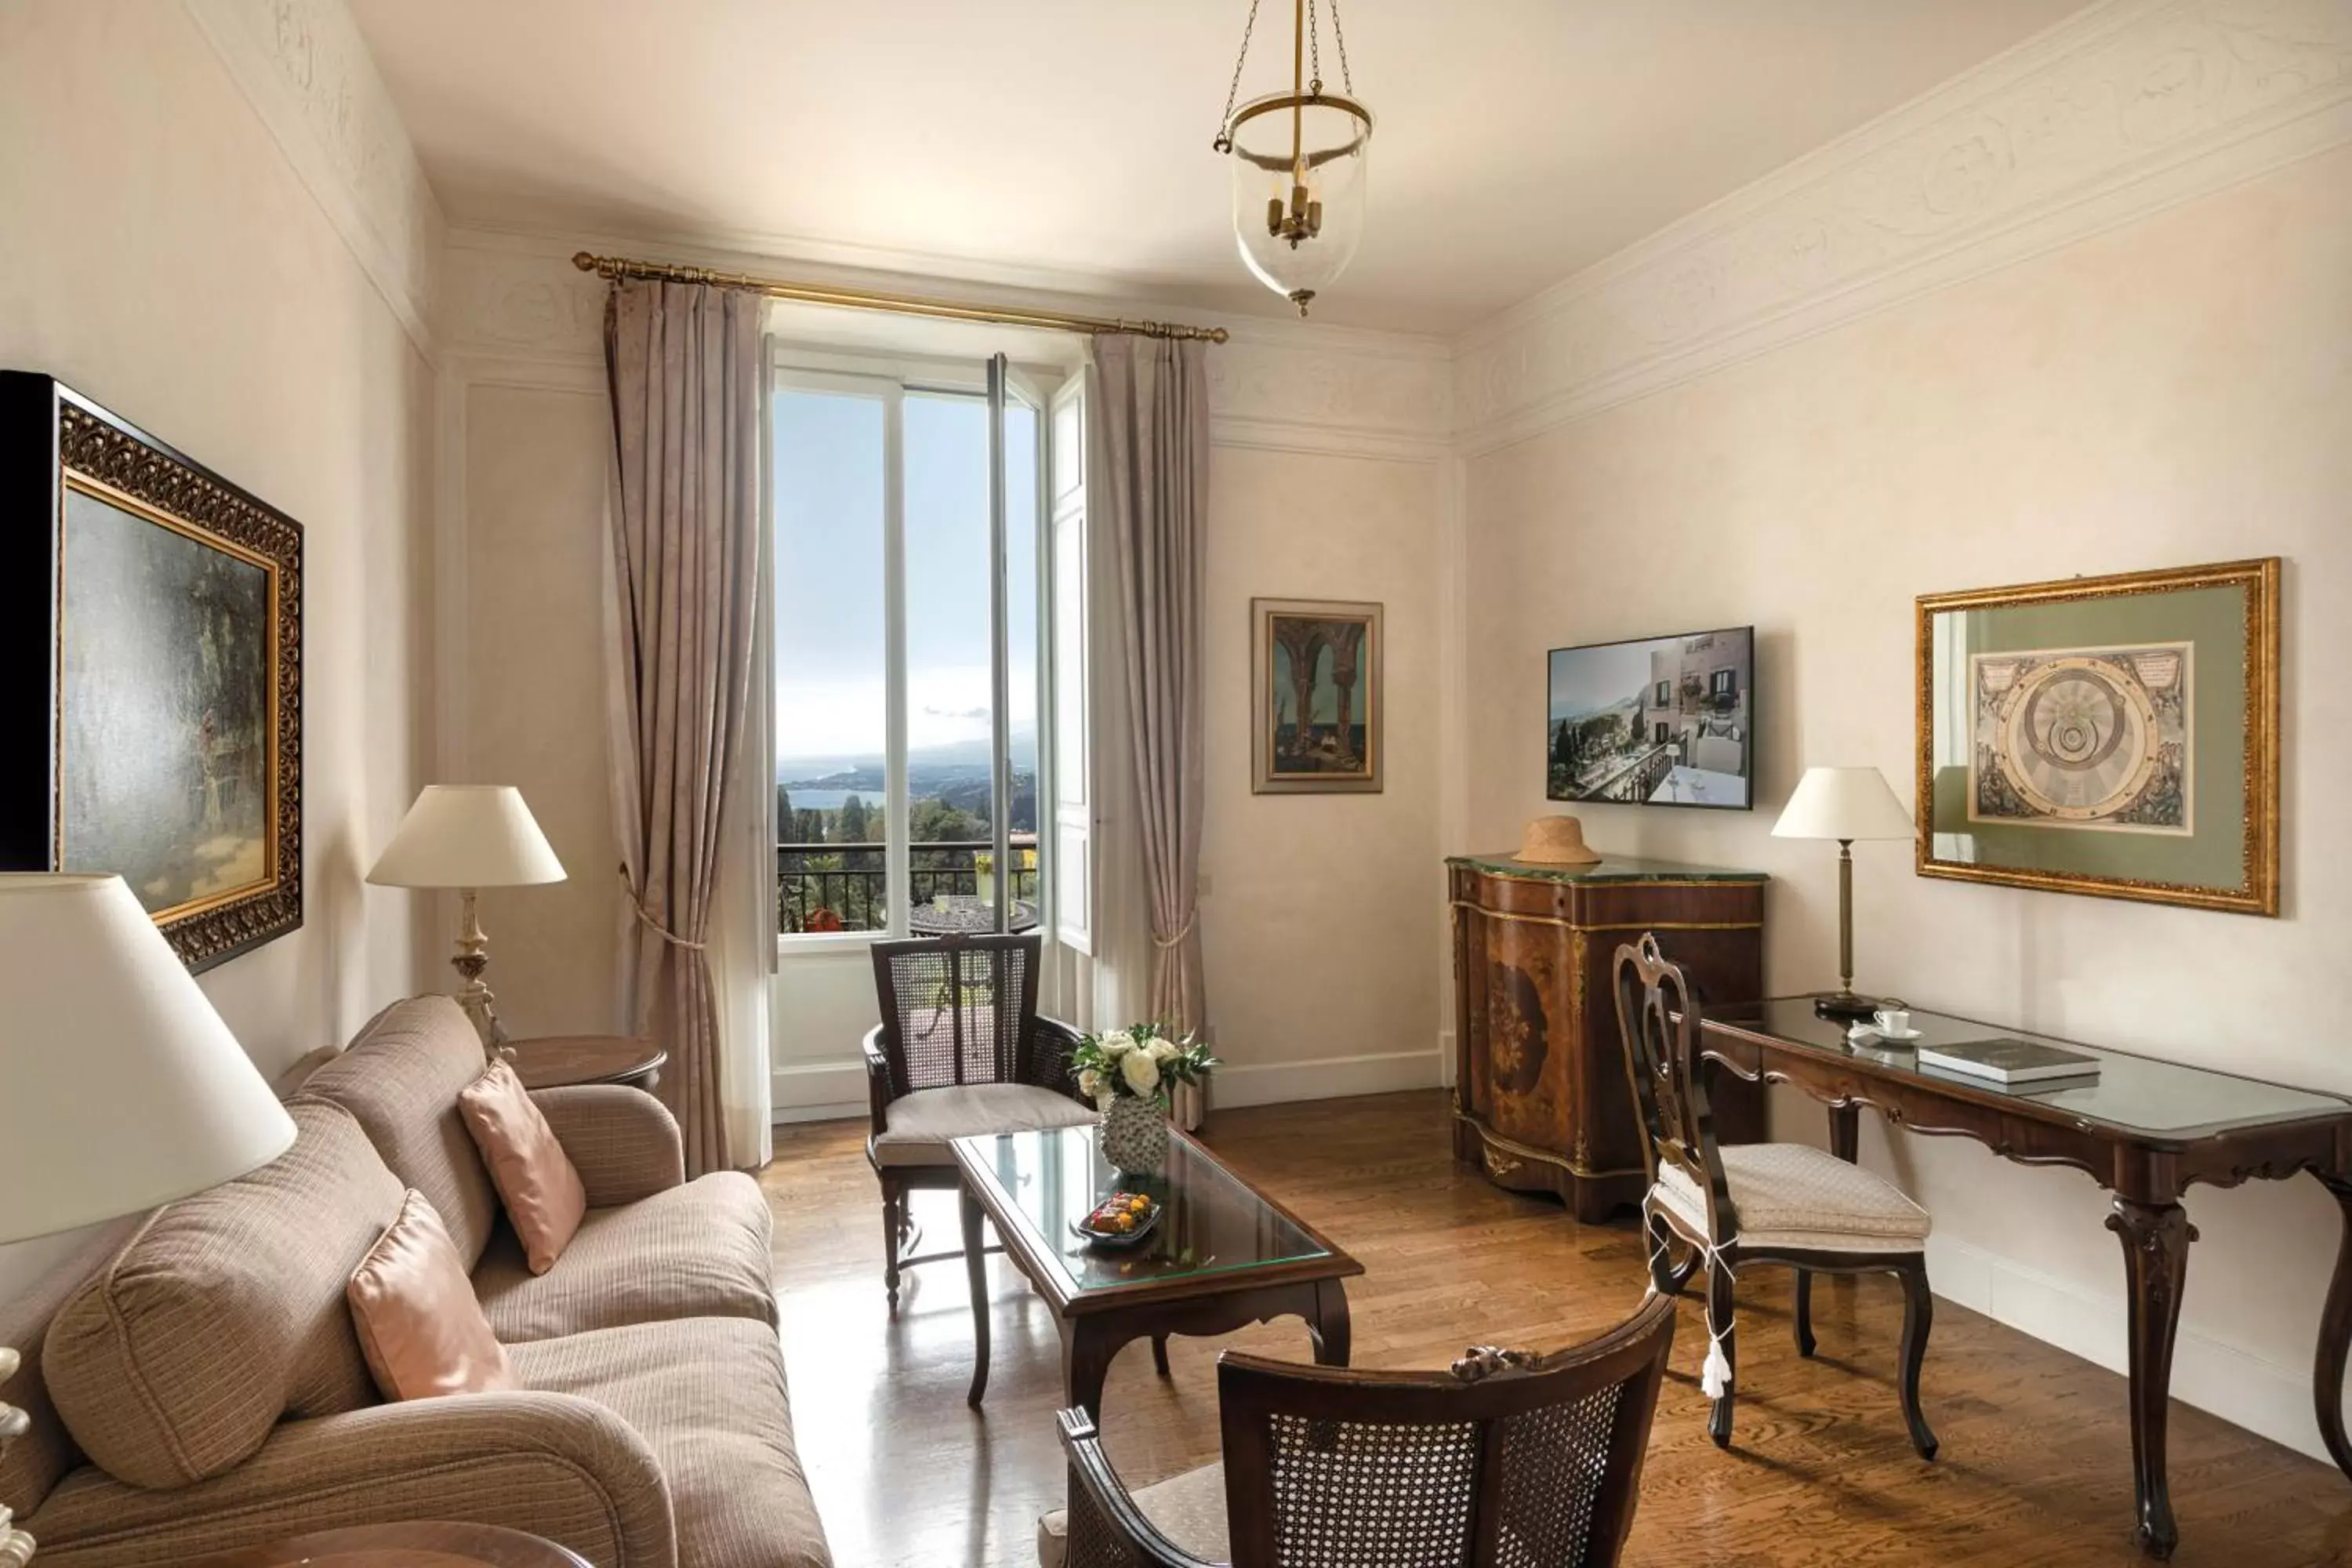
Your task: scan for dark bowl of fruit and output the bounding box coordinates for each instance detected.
[1072,1190,1162,1249]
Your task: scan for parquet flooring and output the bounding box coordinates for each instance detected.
[760,1091,2352,1567]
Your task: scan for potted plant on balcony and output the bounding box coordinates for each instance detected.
[1071,1025,1220,1173]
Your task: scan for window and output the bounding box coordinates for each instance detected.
[1653,680,1671,706]
[770,354,1056,940]
[1711,668,1736,699]
[1653,721,1670,746]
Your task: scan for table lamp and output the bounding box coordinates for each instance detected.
[0,874,299,1566]
[1771,766,1915,1022]
[368,785,565,1056]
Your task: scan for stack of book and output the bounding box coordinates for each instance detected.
[1917,1036,2100,1087]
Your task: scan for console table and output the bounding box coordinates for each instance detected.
[1449,852,1766,1219]
[1694,997,2352,1560]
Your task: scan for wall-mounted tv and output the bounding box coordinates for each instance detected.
[1547,626,1755,810]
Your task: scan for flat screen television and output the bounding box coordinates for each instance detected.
[1546,626,1755,810]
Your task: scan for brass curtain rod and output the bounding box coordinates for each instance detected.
[572,251,1229,344]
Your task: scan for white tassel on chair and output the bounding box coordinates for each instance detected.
[1700,1333,1732,1400]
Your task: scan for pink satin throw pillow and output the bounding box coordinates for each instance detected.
[458,1056,588,1274]
[347,1190,518,1401]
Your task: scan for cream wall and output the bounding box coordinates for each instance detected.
[1458,145,2352,1458]
[1202,448,1443,1105]
[0,3,435,1278]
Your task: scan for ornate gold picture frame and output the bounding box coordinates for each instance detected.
[1251,597,1383,794]
[2,372,304,970]
[1915,558,2278,916]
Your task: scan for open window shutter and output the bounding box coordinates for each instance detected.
[1047,373,1093,953]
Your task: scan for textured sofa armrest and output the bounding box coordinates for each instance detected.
[26,1390,677,1568]
[530,1085,687,1207]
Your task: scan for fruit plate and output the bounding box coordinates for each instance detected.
[1071,1199,1163,1250]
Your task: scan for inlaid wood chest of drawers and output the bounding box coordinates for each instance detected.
[1448,851,1766,1221]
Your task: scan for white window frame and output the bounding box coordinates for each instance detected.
[767,343,1060,956]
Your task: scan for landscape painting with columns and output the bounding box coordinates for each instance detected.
[1252,598,1383,794]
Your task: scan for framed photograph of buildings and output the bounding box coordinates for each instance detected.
[0,372,304,970]
[1915,558,2278,915]
[1251,597,1382,793]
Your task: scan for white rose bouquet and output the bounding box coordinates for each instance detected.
[1070,1023,1218,1110]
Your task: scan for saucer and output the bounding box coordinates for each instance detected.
[1868,1026,1924,1042]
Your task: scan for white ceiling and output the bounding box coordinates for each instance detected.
[350,0,2092,336]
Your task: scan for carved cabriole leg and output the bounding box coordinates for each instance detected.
[961,1185,990,1407]
[1151,1334,1171,1377]
[2107,1197,2196,1560]
[1310,1278,1353,1367]
[2313,1173,2352,1480]
[1794,1269,1817,1358]
[1895,1261,1938,1460]
[1828,1102,1860,1163]
[1062,1321,1118,1424]
[1706,1259,1738,1448]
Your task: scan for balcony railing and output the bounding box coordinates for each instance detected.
[776,839,1040,935]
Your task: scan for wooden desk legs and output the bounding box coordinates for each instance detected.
[2107,1197,2197,1561]
[1827,1102,1860,1163]
[1055,1281,1354,1423]
[961,1187,990,1408]
[2313,1174,2352,1482]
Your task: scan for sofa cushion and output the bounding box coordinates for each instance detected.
[510,1316,830,1568]
[297,996,505,1268]
[460,1058,588,1275]
[1037,1461,1229,1568]
[873,1083,1096,1167]
[45,1101,401,1489]
[474,1171,776,1344]
[348,1189,519,1402]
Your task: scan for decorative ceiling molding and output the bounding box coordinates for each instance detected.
[1453,0,2352,455]
[441,228,1454,461]
[183,0,443,359]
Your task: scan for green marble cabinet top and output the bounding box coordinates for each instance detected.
[1446,851,1767,884]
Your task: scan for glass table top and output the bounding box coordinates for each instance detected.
[1715,998,2350,1141]
[952,1123,1335,1299]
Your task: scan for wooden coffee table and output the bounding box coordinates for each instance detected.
[188,1522,590,1566]
[950,1123,1361,1420]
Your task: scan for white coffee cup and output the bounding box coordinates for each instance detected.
[1873,1006,1911,1036]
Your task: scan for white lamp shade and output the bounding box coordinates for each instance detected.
[1772,766,1915,842]
[0,875,297,1243]
[368,785,566,889]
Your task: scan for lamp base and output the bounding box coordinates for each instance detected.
[1813,991,1884,1024]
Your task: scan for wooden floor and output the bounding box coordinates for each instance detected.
[761,1091,2352,1567]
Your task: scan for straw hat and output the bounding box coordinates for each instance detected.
[1514,815,1602,866]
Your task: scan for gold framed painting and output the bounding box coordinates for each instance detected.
[1,372,304,970]
[1251,597,1382,794]
[1915,558,2278,916]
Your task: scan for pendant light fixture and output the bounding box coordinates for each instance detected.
[1211,0,1373,317]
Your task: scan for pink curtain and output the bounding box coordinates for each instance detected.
[602,279,763,1177]
[1092,336,1211,1033]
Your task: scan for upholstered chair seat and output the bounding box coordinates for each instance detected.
[1036,1461,1228,1568]
[872,1082,1099,1168]
[1653,1142,1930,1254]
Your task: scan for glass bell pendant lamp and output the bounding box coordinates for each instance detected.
[1212,0,1374,317]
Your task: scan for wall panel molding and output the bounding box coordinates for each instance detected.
[1454,0,2352,453]
[183,0,443,359]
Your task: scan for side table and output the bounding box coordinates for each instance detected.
[505,1034,667,1093]
[188,1521,590,1567]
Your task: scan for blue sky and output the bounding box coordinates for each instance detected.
[772,388,1036,770]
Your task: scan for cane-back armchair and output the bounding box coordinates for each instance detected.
[1040,1290,1676,1568]
[863,933,1094,1311]
[1613,931,1938,1457]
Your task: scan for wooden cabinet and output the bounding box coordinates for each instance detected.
[1449,853,1766,1221]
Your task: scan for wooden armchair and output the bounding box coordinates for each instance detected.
[1613,932,1938,1457]
[862,933,1096,1311]
[1044,1291,1676,1568]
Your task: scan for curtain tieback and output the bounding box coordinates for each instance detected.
[1152,908,1198,949]
[618,863,709,951]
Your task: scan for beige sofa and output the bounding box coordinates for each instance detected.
[0,996,829,1568]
